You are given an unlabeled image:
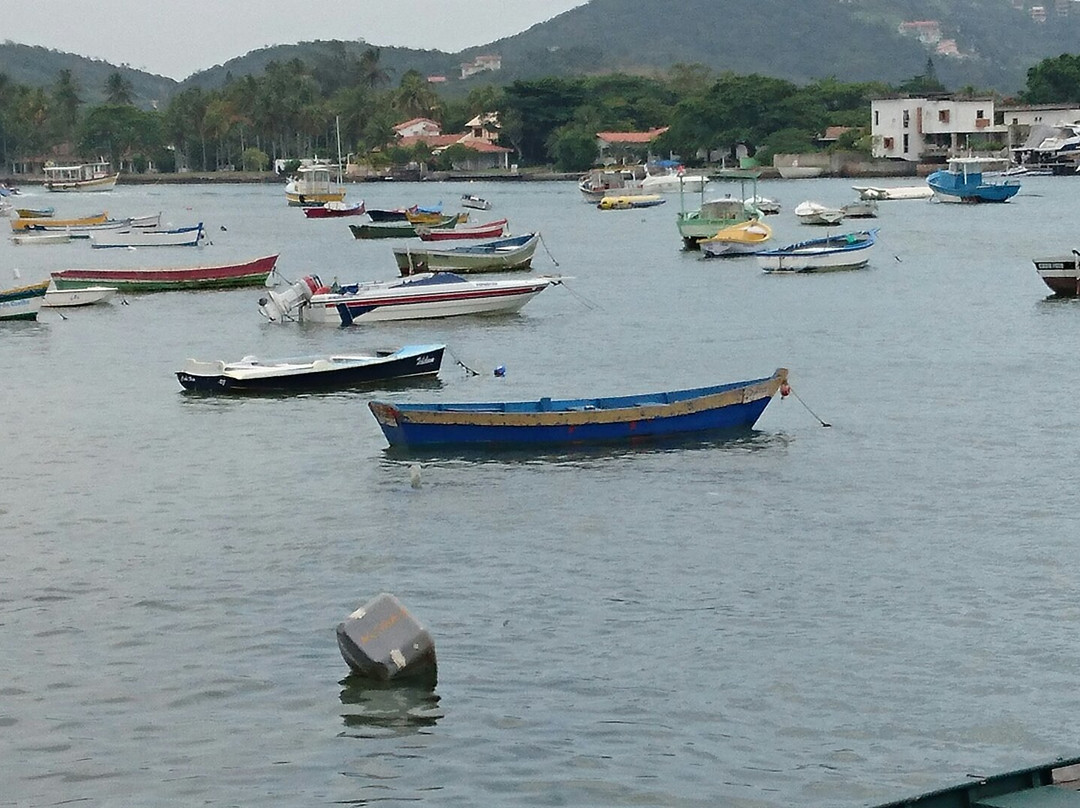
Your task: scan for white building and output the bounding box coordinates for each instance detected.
[871,97,1009,161]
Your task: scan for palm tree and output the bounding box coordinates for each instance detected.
[394,70,441,120]
[51,69,82,141]
[104,72,135,106]
[359,48,391,90]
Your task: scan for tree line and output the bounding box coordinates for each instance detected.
[1,48,1074,176]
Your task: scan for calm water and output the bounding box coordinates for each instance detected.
[3,175,1080,807]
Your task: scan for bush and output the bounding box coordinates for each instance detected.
[241,148,269,172]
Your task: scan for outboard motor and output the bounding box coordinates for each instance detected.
[258,274,323,321]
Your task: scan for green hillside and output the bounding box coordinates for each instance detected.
[0,42,177,107]
[3,0,1080,98]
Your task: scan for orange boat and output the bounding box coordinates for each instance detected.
[11,211,108,232]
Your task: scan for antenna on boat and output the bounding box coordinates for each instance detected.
[335,115,343,186]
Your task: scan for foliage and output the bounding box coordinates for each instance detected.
[241,147,269,171]
[754,128,820,165]
[1022,54,1080,104]
[547,125,598,172]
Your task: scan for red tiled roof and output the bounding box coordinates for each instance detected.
[398,135,462,148]
[596,127,669,144]
[393,117,441,132]
[821,125,853,140]
[397,135,512,153]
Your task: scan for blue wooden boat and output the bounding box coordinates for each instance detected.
[757,229,878,273]
[927,157,1021,203]
[871,756,1080,808]
[368,368,788,448]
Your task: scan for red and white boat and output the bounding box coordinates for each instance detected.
[303,200,366,219]
[259,271,556,326]
[416,218,508,241]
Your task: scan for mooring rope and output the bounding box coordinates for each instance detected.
[446,347,481,376]
[538,232,560,267]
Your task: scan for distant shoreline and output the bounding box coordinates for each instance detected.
[1,170,588,187]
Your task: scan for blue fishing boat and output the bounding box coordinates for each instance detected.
[927,157,1021,203]
[757,229,878,273]
[0,280,49,321]
[368,368,788,448]
[871,755,1080,808]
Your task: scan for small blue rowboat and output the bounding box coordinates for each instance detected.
[368,368,788,448]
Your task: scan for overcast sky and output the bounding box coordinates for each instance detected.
[4,1,590,81]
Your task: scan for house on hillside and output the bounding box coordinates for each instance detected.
[871,96,1008,161]
[460,55,501,80]
[393,118,442,139]
[595,127,670,165]
[392,112,513,171]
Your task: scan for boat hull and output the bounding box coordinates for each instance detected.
[368,369,787,448]
[350,216,458,239]
[303,202,365,218]
[417,219,508,241]
[0,281,49,320]
[90,224,204,248]
[1033,256,1080,295]
[45,173,119,192]
[758,230,877,273]
[176,345,445,393]
[51,254,279,292]
[12,212,108,231]
[316,282,551,325]
[43,286,118,307]
[927,167,1020,203]
[394,233,539,275]
[11,232,71,245]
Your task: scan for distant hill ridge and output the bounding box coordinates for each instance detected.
[3,0,1079,104]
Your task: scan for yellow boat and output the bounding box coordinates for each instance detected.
[11,211,109,232]
[405,207,469,225]
[699,220,773,257]
[596,194,666,210]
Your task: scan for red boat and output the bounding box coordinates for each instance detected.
[303,200,366,219]
[417,218,508,241]
[50,254,280,292]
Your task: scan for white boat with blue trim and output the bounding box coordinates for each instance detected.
[758,228,878,273]
[259,271,557,326]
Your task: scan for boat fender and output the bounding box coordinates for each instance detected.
[780,381,791,398]
[313,285,330,295]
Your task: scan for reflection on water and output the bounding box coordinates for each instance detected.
[379,427,791,466]
[176,374,445,401]
[339,674,443,739]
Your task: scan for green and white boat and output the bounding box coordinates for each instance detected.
[393,232,540,276]
[677,169,763,249]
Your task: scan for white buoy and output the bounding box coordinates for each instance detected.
[409,464,422,489]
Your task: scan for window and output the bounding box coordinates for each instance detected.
[903,134,909,153]
[976,109,984,119]
[874,110,879,126]
[939,110,950,123]
[883,137,895,149]
[902,110,910,128]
